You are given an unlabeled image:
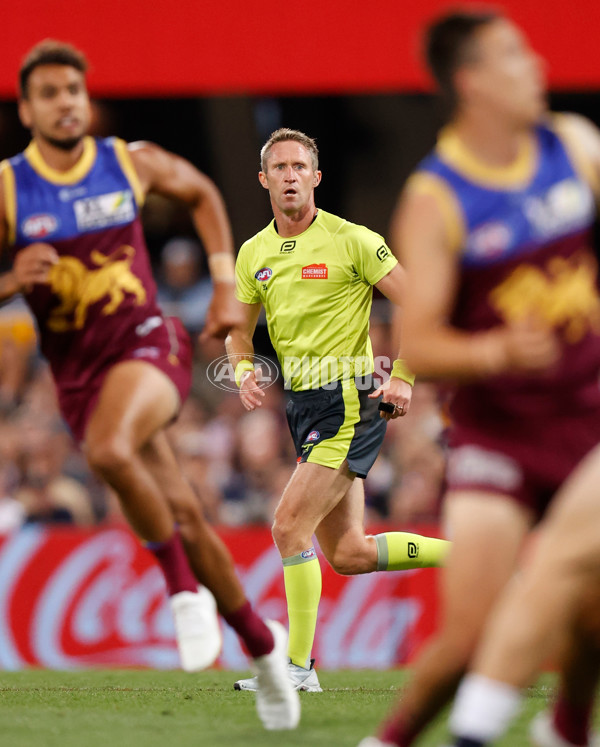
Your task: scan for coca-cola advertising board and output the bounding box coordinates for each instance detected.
[0,525,441,670]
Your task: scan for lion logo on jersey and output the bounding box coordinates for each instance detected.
[48,245,146,331]
[490,251,600,343]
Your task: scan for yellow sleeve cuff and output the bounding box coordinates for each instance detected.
[235,360,255,387]
[390,359,415,386]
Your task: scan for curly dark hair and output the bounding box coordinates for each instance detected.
[19,39,88,98]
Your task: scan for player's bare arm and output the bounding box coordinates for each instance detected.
[554,113,600,199]
[225,302,265,411]
[0,170,58,301]
[0,168,16,302]
[396,187,559,380]
[367,264,413,420]
[128,141,243,340]
[0,167,6,251]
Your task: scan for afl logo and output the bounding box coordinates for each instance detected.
[468,221,512,259]
[255,267,273,282]
[306,430,320,442]
[206,353,280,393]
[22,213,59,239]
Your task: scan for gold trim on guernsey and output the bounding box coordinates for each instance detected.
[404,171,466,253]
[24,136,97,185]
[113,138,145,207]
[552,113,600,200]
[0,160,17,245]
[437,126,537,189]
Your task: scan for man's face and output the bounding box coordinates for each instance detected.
[460,19,547,126]
[259,141,321,216]
[19,64,91,150]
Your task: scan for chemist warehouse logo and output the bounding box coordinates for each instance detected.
[206,354,280,392]
[302,263,328,279]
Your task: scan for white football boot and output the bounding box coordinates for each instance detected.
[235,655,322,693]
[357,738,395,747]
[530,710,600,747]
[252,620,301,730]
[170,586,222,671]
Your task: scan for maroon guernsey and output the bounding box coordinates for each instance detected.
[414,120,600,513]
[2,136,191,439]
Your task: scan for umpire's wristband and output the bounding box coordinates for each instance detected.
[235,360,255,387]
[390,358,415,386]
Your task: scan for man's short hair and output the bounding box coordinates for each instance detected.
[260,128,319,172]
[19,40,88,98]
[424,10,501,110]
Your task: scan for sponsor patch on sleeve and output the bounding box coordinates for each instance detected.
[376,245,392,262]
[254,267,273,282]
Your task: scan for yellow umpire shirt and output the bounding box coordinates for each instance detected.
[235,210,398,390]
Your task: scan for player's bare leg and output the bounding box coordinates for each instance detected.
[548,625,600,747]
[84,361,181,540]
[377,492,531,745]
[83,361,222,670]
[141,430,248,615]
[142,431,300,728]
[85,360,254,619]
[472,450,600,683]
[450,455,600,745]
[84,360,299,727]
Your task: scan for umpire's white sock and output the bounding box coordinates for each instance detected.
[450,674,522,741]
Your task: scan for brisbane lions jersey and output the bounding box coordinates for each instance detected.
[410,118,600,422]
[1,136,166,391]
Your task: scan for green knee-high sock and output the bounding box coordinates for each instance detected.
[374,532,450,571]
[282,548,322,668]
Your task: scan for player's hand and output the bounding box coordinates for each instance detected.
[13,243,59,292]
[482,319,560,375]
[200,284,246,342]
[239,368,266,411]
[369,375,413,420]
[505,319,560,371]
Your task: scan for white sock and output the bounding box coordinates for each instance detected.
[449,674,522,741]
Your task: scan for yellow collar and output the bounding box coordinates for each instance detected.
[25,136,97,184]
[437,127,537,189]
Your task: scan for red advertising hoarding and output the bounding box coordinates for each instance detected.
[0,525,441,670]
[0,0,598,98]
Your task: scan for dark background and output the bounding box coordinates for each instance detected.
[2,91,598,259]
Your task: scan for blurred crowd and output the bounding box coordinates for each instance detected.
[0,220,447,534]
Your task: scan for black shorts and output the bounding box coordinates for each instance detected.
[286,378,387,478]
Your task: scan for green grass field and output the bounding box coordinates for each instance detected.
[0,669,589,747]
